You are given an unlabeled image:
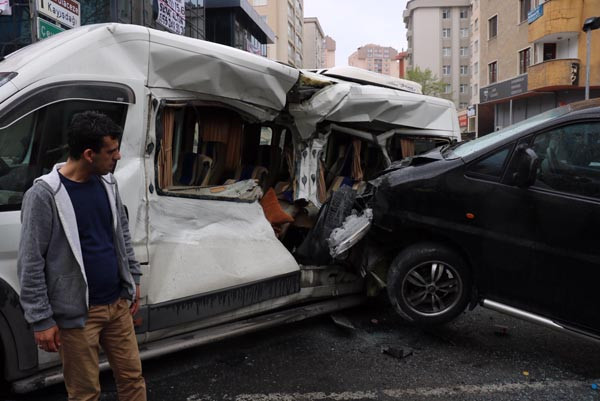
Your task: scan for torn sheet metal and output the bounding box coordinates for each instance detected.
[295,136,327,206]
[327,208,373,258]
[166,179,262,201]
[146,194,299,304]
[290,79,460,140]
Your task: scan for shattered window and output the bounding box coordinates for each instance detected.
[156,105,290,201]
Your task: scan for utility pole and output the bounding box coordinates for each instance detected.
[582,16,600,100]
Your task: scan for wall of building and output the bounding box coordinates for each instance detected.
[348,44,399,77]
[303,17,324,69]
[324,36,336,68]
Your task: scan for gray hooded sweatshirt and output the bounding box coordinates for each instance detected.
[17,163,141,332]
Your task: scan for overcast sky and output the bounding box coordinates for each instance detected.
[303,0,410,66]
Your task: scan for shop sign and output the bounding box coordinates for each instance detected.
[156,0,186,35]
[0,0,11,16]
[571,63,580,86]
[37,17,65,40]
[37,0,80,29]
[467,105,476,117]
[458,113,468,128]
[480,75,528,103]
[528,4,543,24]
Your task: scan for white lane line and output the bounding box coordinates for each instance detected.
[186,379,587,401]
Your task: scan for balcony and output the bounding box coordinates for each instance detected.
[528,0,584,43]
[528,58,581,91]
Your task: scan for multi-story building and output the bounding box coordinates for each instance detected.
[303,17,324,69]
[252,0,305,67]
[348,44,400,77]
[474,0,600,135]
[323,35,336,68]
[0,0,274,58]
[404,0,472,110]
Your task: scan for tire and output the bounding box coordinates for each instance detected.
[387,242,471,325]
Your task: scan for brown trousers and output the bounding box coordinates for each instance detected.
[59,299,146,401]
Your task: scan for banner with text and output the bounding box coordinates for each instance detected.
[37,0,80,29]
[156,0,186,35]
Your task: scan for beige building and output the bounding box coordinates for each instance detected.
[474,0,600,135]
[348,44,399,77]
[323,35,336,68]
[252,0,304,67]
[303,17,325,69]
[404,0,472,109]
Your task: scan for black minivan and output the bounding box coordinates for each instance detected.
[370,99,600,340]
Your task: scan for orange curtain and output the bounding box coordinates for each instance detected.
[401,138,416,158]
[351,138,364,181]
[158,108,175,188]
[224,118,243,171]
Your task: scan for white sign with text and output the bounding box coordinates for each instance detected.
[156,0,186,35]
[37,0,80,29]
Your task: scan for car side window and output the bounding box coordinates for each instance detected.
[0,100,127,210]
[532,122,600,199]
[466,145,512,181]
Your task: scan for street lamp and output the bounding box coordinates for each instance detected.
[582,16,600,100]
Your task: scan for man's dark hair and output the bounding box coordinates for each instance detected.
[67,111,123,160]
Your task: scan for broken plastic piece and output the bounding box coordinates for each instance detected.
[327,208,373,258]
[381,346,413,360]
[331,314,355,330]
[592,383,598,390]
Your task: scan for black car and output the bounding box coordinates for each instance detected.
[370,99,600,340]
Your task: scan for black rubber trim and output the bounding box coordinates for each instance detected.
[0,81,135,128]
[147,271,301,332]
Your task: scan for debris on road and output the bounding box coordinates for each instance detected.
[331,313,356,330]
[494,325,509,337]
[381,346,413,360]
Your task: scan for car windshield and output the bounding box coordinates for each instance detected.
[444,106,570,158]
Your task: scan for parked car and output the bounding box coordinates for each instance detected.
[367,99,600,340]
[0,23,459,392]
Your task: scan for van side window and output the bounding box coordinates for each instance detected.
[466,145,512,180]
[0,100,128,210]
[532,122,600,199]
[156,105,291,201]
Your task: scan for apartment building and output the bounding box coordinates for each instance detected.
[252,0,305,67]
[348,44,400,77]
[323,35,336,68]
[474,0,600,135]
[303,17,324,69]
[403,0,472,110]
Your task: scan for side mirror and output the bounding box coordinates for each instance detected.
[512,144,540,188]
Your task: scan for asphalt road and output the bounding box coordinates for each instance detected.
[6,301,600,401]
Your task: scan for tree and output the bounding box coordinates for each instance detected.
[406,67,446,97]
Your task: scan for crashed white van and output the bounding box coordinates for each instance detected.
[0,24,459,392]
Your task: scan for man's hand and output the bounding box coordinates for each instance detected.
[35,326,60,353]
[130,284,141,316]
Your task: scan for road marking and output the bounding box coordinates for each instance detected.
[186,379,586,401]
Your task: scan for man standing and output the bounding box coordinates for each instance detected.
[17,111,146,400]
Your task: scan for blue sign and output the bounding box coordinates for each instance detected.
[528,4,543,24]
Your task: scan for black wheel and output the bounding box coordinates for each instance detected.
[387,242,471,325]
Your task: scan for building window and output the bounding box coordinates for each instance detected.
[474,83,478,94]
[489,61,498,84]
[489,15,498,39]
[444,84,452,94]
[460,84,468,94]
[460,8,468,19]
[443,65,451,75]
[474,18,479,31]
[443,47,451,57]
[520,0,532,23]
[460,65,469,75]
[460,102,468,109]
[442,8,450,19]
[543,43,557,61]
[474,62,479,75]
[474,40,479,53]
[461,28,469,38]
[442,28,451,38]
[460,47,468,56]
[519,47,531,74]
